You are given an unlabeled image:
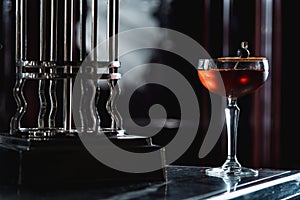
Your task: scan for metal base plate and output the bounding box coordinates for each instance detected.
[0,133,166,187]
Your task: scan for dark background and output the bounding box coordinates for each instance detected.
[0,0,298,170]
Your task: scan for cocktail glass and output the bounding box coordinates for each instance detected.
[198,56,269,177]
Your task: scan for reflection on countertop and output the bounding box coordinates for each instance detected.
[1,165,300,200]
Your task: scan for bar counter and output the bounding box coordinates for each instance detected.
[1,165,300,200]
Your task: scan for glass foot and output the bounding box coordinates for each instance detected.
[205,166,258,178]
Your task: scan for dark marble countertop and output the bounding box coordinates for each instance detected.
[1,165,300,200]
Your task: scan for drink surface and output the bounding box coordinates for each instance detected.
[198,69,269,98]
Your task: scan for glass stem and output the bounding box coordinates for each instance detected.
[224,97,241,170]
